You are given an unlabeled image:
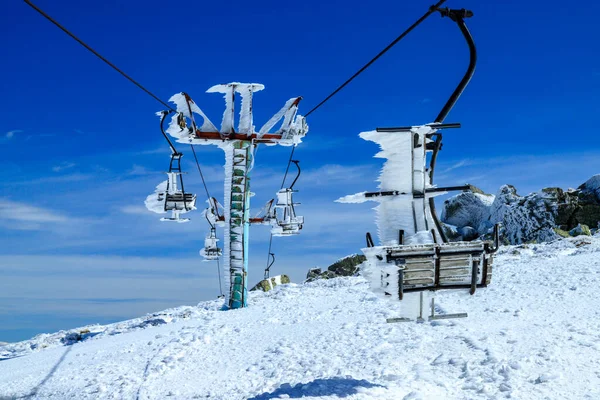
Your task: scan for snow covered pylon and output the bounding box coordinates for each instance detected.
[338,124,499,302]
[163,83,308,309]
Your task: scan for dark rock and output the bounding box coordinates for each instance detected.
[442,176,600,245]
[305,254,366,282]
[441,191,494,234]
[305,268,322,281]
[441,223,461,241]
[569,224,591,237]
[458,226,479,241]
[250,275,291,292]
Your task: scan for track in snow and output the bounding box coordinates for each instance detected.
[1,235,600,399]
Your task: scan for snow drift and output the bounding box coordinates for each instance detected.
[1,236,600,399]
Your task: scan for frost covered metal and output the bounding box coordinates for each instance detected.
[156,83,308,309]
[339,124,498,302]
[145,153,197,223]
[338,6,500,308]
[338,125,441,245]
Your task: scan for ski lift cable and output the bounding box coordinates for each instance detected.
[23,0,175,113]
[303,0,446,118]
[279,146,296,189]
[24,0,217,206]
[280,0,446,186]
[273,0,446,263]
[25,0,224,276]
[216,259,224,297]
[190,144,213,202]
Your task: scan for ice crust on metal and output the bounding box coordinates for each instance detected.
[157,83,308,308]
[337,124,441,246]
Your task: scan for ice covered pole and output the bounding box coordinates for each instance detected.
[163,83,307,309]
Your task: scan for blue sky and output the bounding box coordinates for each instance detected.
[1,0,599,342]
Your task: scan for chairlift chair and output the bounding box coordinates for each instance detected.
[200,210,223,261]
[339,6,499,304]
[201,227,222,260]
[145,113,198,222]
[270,160,304,236]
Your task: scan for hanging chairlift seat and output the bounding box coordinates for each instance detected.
[146,116,198,222]
[270,188,304,236]
[337,7,501,302]
[161,171,197,221]
[146,171,197,223]
[201,228,222,261]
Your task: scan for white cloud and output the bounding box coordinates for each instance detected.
[2,130,22,142]
[298,164,377,186]
[120,205,150,215]
[435,151,600,195]
[0,199,68,230]
[0,255,220,337]
[52,162,76,172]
[127,164,155,176]
[8,173,94,186]
[136,146,172,156]
[440,159,472,174]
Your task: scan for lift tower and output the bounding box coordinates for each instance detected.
[158,83,307,309]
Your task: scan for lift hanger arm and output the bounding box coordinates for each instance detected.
[288,160,301,190]
[434,7,477,123]
[159,111,180,155]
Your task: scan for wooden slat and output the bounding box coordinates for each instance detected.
[404,278,435,285]
[404,262,434,271]
[439,268,471,277]
[439,276,472,284]
[404,270,434,279]
[440,257,471,268]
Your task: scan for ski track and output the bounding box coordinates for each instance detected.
[1,236,600,399]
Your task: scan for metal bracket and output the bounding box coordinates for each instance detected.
[428,297,468,320]
[386,317,412,323]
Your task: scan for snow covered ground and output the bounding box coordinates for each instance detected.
[1,236,600,399]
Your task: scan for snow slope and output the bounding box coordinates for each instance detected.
[1,236,600,399]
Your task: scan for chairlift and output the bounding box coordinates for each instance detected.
[200,206,223,261]
[205,197,225,226]
[340,6,499,307]
[270,160,304,236]
[201,227,222,260]
[160,154,197,222]
[145,112,197,222]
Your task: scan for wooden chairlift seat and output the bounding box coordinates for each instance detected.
[364,225,498,301]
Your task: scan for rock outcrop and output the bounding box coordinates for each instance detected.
[305,254,366,282]
[250,275,291,292]
[441,174,600,245]
[441,191,495,236]
[492,185,558,244]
